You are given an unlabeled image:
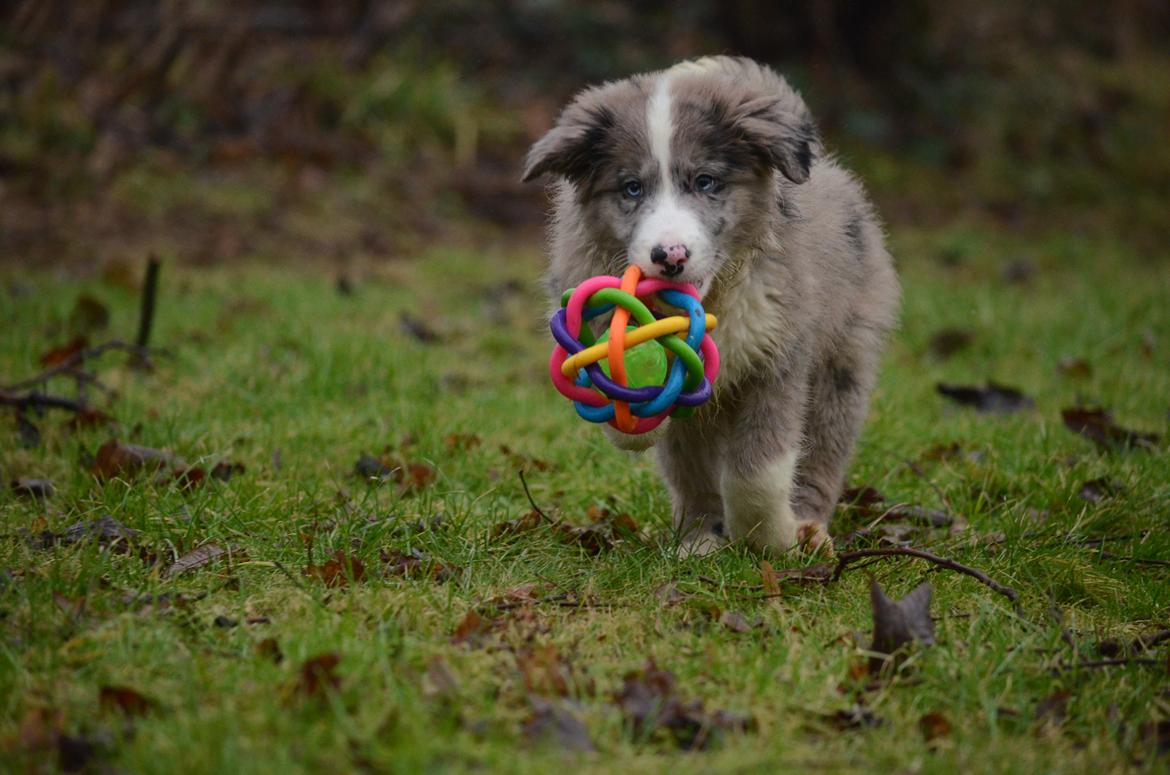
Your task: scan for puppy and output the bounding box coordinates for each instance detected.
[523,57,899,556]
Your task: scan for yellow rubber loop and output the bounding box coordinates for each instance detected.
[560,314,718,377]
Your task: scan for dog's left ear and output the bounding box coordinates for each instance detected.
[731,94,819,184]
[522,92,614,183]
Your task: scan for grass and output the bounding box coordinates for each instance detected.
[2,223,1169,773]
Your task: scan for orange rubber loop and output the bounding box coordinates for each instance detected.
[608,265,641,432]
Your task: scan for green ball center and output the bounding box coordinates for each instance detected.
[597,327,669,388]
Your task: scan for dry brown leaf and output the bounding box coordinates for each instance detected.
[166,543,228,578]
[760,560,781,597]
[295,653,341,697]
[91,439,174,480]
[523,697,595,752]
[920,711,952,743]
[99,685,156,717]
[303,550,365,587]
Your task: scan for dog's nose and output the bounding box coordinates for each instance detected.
[649,243,690,277]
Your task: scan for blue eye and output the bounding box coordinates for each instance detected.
[622,180,643,199]
[695,174,718,193]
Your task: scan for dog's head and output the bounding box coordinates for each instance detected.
[523,57,818,292]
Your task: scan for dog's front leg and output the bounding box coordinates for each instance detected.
[656,420,725,557]
[719,365,826,555]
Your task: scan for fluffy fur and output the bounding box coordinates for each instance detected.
[524,57,900,556]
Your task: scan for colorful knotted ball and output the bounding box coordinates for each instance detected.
[548,265,720,435]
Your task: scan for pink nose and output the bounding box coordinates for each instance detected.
[650,243,690,277]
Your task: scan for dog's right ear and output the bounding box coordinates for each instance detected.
[522,93,614,183]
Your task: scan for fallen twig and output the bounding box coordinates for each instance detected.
[1096,551,1170,567]
[1134,629,1170,650]
[1,340,156,392]
[131,256,160,370]
[1052,657,1165,673]
[832,547,1019,603]
[0,389,88,413]
[518,469,560,526]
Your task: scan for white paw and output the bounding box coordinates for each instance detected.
[678,531,725,558]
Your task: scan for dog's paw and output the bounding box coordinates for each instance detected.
[795,521,835,557]
[677,531,725,558]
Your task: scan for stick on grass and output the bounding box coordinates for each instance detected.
[832,546,1020,603]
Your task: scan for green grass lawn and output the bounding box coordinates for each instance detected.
[2,225,1168,773]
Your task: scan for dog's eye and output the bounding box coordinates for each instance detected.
[694,174,719,193]
[621,180,643,199]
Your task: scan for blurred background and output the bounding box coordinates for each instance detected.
[2,0,1169,271]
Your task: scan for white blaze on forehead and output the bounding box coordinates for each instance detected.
[629,68,712,287]
[645,74,674,185]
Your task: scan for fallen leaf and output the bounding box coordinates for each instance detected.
[353,453,394,480]
[654,582,688,606]
[255,637,283,663]
[64,408,114,431]
[12,478,53,499]
[296,652,341,697]
[444,432,481,452]
[381,548,460,582]
[402,461,436,491]
[556,522,613,554]
[1057,357,1093,380]
[719,610,753,633]
[927,328,973,360]
[614,659,753,750]
[303,550,365,587]
[517,645,574,696]
[175,466,206,490]
[760,561,781,597]
[818,705,884,731]
[920,711,952,743]
[1034,690,1071,727]
[1062,407,1160,452]
[39,336,88,367]
[491,510,542,539]
[210,461,245,481]
[50,516,139,550]
[90,439,174,480]
[213,615,238,628]
[1077,478,1123,504]
[937,382,1034,414]
[400,312,441,344]
[766,564,834,585]
[166,543,228,577]
[869,579,935,671]
[523,697,595,752]
[69,294,110,334]
[451,609,491,645]
[99,685,156,717]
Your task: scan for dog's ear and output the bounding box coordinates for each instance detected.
[730,94,819,184]
[522,93,615,183]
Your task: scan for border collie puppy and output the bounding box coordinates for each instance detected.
[523,57,899,556]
